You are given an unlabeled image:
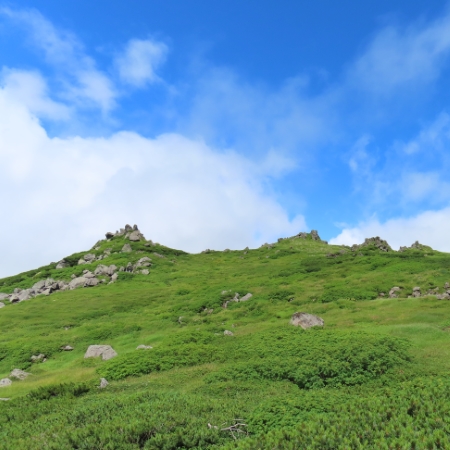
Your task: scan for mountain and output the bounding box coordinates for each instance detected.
[1,225,450,449]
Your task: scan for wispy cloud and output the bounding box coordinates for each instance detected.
[115,38,168,87]
[0,7,116,113]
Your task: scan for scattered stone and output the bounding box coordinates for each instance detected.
[0,302,4,308]
[122,243,132,253]
[0,379,12,387]
[128,230,144,241]
[111,273,118,283]
[389,287,401,298]
[84,345,118,361]
[140,269,150,275]
[99,378,109,389]
[224,330,234,336]
[290,312,324,329]
[239,293,253,302]
[136,345,153,350]
[9,369,30,380]
[30,354,46,362]
[0,293,9,301]
[61,345,74,351]
[84,254,96,262]
[68,277,87,290]
[153,252,165,258]
[84,278,99,287]
[136,257,152,268]
[412,287,421,298]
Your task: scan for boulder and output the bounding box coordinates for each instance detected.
[412,287,421,298]
[99,378,109,388]
[0,293,9,301]
[68,277,87,290]
[30,354,46,362]
[9,369,30,380]
[122,243,132,253]
[105,232,115,239]
[9,295,20,303]
[0,379,12,387]
[128,230,144,241]
[32,280,46,291]
[60,345,74,351]
[84,278,99,287]
[224,330,234,336]
[84,345,118,361]
[56,260,69,269]
[290,312,324,329]
[240,293,253,302]
[110,273,118,283]
[140,269,150,275]
[0,302,4,308]
[136,257,152,267]
[18,289,34,302]
[136,345,153,350]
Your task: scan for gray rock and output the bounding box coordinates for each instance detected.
[224,330,234,336]
[290,312,324,329]
[122,243,132,253]
[84,345,118,361]
[60,345,74,351]
[30,354,46,362]
[84,254,96,262]
[32,280,46,291]
[99,378,109,388]
[136,257,152,267]
[83,271,96,279]
[17,289,34,302]
[0,378,12,387]
[389,287,401,298]
[0,293,9,301]
[239,293,253,302]
[9,295,20,303]
[105,232,115,239]
[136,345,153,350]
[128,230,144,242]
[110,273,118,282]
[56,260,69,269]
[153,252,165,258]
[0,302,4,308]
[10,369,30,380]
[140,269,150,275]
[68,277,87,290]
[84,278,99,287]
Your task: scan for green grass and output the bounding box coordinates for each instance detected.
[1,233,450,448]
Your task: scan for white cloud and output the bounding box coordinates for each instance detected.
[330,208,450,252]
[0,68,70,120]
[350,12,450,95]
[0,7,116,113]
[0,86,306,278]
[115,38,168,87]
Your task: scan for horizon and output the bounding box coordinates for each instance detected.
[2,0,450,277]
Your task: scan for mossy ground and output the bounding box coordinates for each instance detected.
[1,234,450,448]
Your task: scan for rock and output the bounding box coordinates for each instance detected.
[9,295,20,303]
[83,254,96,262]
[61,345,74,351]
[110,273,118,283]
[0,378,12,387]
[84,345,118,361]
[224,330,234,336]
[122,243,132,253]
[128,230,144,241]
[17,289,34,302]
[68,277,87,290]
[83,271,96,279]
[30,354,46,362]
[9,369,30,380]
[437,293,450,300]
[389,287,401,298]
[0,398,10,400]
[140,269,150,275]
[136,257,152,267]
[352,236,392,252]
[105,231,115,239]
[445,282,450,289]
[136,345,153,350]
[290,312,324,329]
[84,278,99,287]
[71,274,76,279]
[99,378,109,389]
[153,252,165,258]
[412,287,421,298]
[0,302,4,308]
[0,293,10,301]
[56,260,69,269]
[94,264,117,276]
[240,293,253,302]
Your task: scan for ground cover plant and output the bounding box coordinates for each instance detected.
[1,229,450,448]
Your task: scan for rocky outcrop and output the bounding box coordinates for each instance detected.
[290,312,324,329]
[84,345,117,361]
[399,241,427,252]
[352,237,392,252]
[106,224,146,241]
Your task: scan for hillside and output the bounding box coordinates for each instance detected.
[1,225,450,449]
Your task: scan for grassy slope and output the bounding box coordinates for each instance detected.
[1,233,450,448]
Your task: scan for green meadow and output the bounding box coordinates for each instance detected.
[1,231,450,449]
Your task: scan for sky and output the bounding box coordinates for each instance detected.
[1,0,450,277]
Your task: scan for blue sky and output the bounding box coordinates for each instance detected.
[1,0,450,277]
